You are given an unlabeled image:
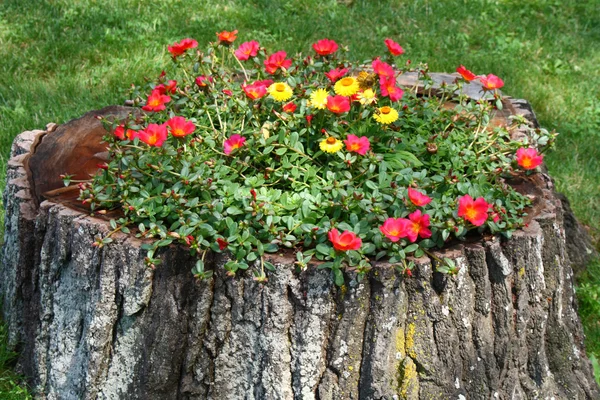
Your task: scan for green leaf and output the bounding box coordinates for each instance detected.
[333,268,344,286]
[316,243,331,255]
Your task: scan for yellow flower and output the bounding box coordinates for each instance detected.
[334,76,359,97]
[373,106,399,124]
[319,137,343,153]
[268,82,293,102]
[357,89,377,105]
[309,88,328,109]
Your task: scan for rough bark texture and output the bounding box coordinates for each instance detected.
[2,99,599,400]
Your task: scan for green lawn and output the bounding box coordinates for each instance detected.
[1,0,599,394]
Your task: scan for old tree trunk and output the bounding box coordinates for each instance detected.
[2,92,599,399]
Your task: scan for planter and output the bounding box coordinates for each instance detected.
[2,94,599,399]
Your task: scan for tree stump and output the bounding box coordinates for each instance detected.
[2,96,599,399]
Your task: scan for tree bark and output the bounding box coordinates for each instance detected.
[2,100,599,399]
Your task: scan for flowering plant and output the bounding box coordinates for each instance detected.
[78,32,556,284]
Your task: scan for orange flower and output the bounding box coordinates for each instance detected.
[516,147,543,170]
[407,188,432,207]
[264,51,292,74]
[154,80,177,94]
[142,90,171,112]
[216,30,238,45]
[114,124,138,140]
[456,65,476,82]
[195,75,213,88]
[384,39,404,56]
[312,39,339,56]
[167,38,198,57]
[138,123,168,147]
[326,95,350,114]
[344,134,370,155]
[457,195,489,226]
[242,82,268,100]
[479,74,504,90]
[234,40,259,60]
[166,116,195,138]
[328,228,362,251]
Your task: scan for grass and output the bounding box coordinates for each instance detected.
[0,0,598,393]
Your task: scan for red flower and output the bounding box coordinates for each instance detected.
[222,89,233,96]
[195,75,213,88]
[142,90,171,112]
[372,58,395,78]
[379,76,404,102]
[254,79,274,88]
[478,74,504,90]
[166,116,195,138]
[344,134,370,155]
[408,188,432,207]
[234,40,260,60]
[457,195,490,226]
[168,38,198,57]
[384,39,404,56]
[138,123,168,147]
[326,95,351,114]
[223,134,246,155]
[264,51,292,74]
[456,65,476,82]
[242,82,267,100]
[217,30,238,45]
[282,102,297,113]
[405,210,431,242]
[216,238,229,250]
[154,80,177,94]
[305,114,314,126]
[114,124,138,140]
[312,39,339,56]
[328,228,362,251]
[325,68,349,83]
[516,147,543,170]
[379,218,409,242]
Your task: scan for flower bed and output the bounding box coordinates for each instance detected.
[76,31,556,284]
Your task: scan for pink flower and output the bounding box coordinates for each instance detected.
[166,116,195,138]
[372,58,395,78]
[456,65,476,82]
[384,39,404,56]
[457,195,490,226]
[344,134,370,155]
[408,188,432,207]
[478,74,504,90]
[254,79,274,88]
[154,80,177,94]
[235,41,260,61]
[242,82,267,100]
[405,210,431,242]
[325,67,349,83]
[326,95,351,114]
[142,90,171,112]
[282,102,297,113]
[312,39,339,56]
[379,76,404,102]
[379,218,409,242]
[138,123,168,147]
[328,228,362,251]
[223,134,246,155]
[264,51,292,74]
[195,75,213,88]
[516,147,543,170]
[167,38,198,57]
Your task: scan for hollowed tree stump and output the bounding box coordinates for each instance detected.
[2,85,599,399]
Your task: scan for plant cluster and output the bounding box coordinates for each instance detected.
[76,30,556,284]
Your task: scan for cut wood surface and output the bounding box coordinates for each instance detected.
[1,89,599,399]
